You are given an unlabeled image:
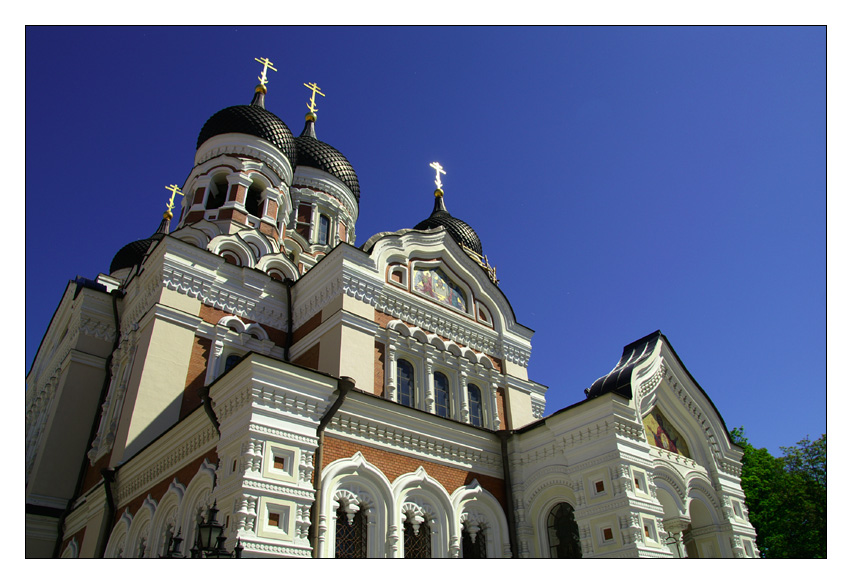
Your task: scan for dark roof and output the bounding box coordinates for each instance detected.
[196,104,297,166]
[413,194,483,256]
[585,330,662,400]
[294,118,360,202]
[109,234,164,274]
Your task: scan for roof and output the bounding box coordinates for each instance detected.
[295,117,360,202]
[413,194,483,256]
[196,104,298,165]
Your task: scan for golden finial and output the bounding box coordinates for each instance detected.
[430,162,446,195]
[303,82,325,116]
[255,57,277,87]
[164,184,185,219]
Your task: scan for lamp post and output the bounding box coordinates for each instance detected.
[186,501,244,559]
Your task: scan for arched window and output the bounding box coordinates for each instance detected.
[467,383,483,427]
[318,214,331,245]
[462,529,486,558]
[335,506,367,558]
[397,359,415,407]
[207,175,229,210]
[434,372,450,418]
[547,503,582,558]
[404,520,431,558]
[246,183,264,217]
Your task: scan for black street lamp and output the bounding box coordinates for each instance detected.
[160,528,186,558]
[188,501,244,559]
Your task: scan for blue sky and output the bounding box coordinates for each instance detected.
[24,26,826,456]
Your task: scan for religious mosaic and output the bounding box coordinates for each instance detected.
[413,266,467,311]
[643,408,691,457]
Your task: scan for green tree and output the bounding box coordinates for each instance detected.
[730,428,827,558]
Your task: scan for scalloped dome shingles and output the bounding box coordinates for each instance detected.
[414,202,483,256]
[295,134,360,202]
[109,234,164,274]
[196,105,297,165]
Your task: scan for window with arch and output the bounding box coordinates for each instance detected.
[318,214,331,245]
[547,502,582,558]
[467,383,483,427]
[404,520,431,558]
[434,372,450,418]
[207,175,229,210]
[462,528,486,558]
[335,506,367,558]
[245,182,264,217]
[397,359,415,407]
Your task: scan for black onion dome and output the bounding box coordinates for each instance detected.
[295,118,360,202]
[110,234,164,273]
[414,194,483,256]
[109,216,169,274]
[196,102,297,165]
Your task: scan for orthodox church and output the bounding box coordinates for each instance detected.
[25,60,757,559]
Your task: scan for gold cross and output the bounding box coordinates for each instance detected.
[303,82,325,114]
[430,162,446,190]
[255,57,277,87]
[164,184,184,217]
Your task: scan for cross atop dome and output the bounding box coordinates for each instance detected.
[304,82,325,121]
[430,161,446,192]
[254,57,277,88]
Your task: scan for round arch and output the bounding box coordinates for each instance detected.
[451,480,512,558]
[320,451,395,558]
[391,467,454,558]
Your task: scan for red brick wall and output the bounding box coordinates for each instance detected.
[496,387,507,431]
[374,341,385,396]
[292,311,322,345]
[198,304,287,347]
[180,336,212,419]
[292,343,320,370]
[322,436,506,512]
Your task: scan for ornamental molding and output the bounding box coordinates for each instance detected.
[240,540,312,558]
[161,259,288,331]
[241,479,314,501]
[114,424,218,507]
[327,413,502,474]
[194,136,293,186]
[291,171,358,223]
[247,423,320,448]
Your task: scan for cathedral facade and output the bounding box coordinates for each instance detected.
[25,69,757,559]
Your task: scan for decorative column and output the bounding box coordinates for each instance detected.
[386,341,397,402]
[459,368,470,423]
[662,518,690,558]
[424,357,435,414]
[489,375,501,430]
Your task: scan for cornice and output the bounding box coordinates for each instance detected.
[114,412,218,507]
[193,134,294,186]
[327,412,503,475]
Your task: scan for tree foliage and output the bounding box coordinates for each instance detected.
[730,428,826,558]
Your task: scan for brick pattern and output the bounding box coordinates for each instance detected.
[374,341,385,396]
[198,304,287,347]
[180,336,212,419]
[322,436,507,513]
[293,343,320,370]
[496,387,507,431]
[292,311,322,345]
